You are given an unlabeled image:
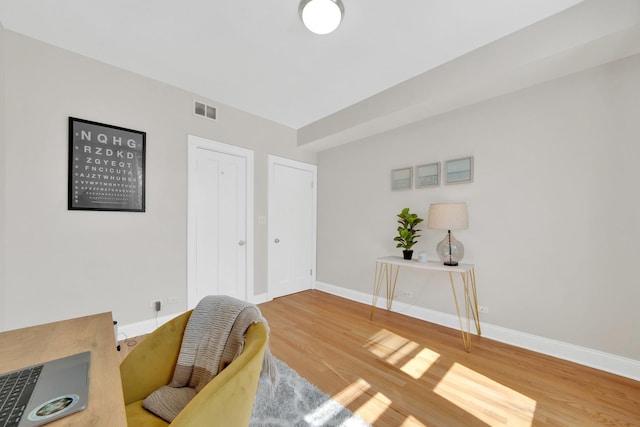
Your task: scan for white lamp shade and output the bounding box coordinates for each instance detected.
[427,203,469,231]
[299,0,344,35]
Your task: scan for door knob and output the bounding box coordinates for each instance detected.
[238,240,246,246]
[274,238,280,243]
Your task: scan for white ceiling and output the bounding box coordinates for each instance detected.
[3,0,640,150]
[0,0,584,131]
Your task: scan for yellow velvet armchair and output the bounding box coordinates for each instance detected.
[120,310,268,426]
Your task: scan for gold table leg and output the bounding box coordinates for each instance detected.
[468,268,481,335]
[449,269,481,352]
[387,264,400,311]
[370,261,384,320]
[370,262,400,320]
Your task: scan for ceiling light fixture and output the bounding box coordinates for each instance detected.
[299,0,344,35]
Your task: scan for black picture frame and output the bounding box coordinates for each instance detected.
[68,117,146,212]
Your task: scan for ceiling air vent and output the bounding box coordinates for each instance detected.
[194,101,217,120]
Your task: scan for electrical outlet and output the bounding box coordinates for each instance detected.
[479,305,489,314]
[394,290,413,298]
[150,299,162,311]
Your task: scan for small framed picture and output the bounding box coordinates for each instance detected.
[415,162,440,188]
[445,156,474,185]
[391,167,412,190]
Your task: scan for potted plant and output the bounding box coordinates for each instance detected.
[394,208,423,260]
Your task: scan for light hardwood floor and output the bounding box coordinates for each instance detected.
[261,291,639,426]
[120,290,640,426]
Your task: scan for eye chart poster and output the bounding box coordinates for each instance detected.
[68,117,146,212]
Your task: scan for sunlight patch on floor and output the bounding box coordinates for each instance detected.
[399,347,441,380]
[434,362,537,426]
[303,398,355,426]
[366,328,441,380]
[400,415,427,426]
[333,378,372,406]
[331,378,395,426]
[366,328,414,359]
[356,390,392,423]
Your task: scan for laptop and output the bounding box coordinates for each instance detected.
[0,352,90,427]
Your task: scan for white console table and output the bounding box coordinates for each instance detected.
[371,256,481,352]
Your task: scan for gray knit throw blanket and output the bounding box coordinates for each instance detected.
[143,295,278,422]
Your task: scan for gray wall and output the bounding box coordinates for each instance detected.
[317,53,640,360]
[1,30,315,330]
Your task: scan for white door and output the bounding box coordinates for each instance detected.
[188,136,254,309]
[268,156,317,299]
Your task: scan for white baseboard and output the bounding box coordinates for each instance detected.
[252,293,270,305]
[116,313,177,341]
[315,281,640,381]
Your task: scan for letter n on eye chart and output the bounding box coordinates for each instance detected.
[68,117,146,212]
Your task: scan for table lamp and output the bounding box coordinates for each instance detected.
[427,202,469,266]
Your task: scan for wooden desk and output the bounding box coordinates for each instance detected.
[371,256,481,352]
[0,312,127,426]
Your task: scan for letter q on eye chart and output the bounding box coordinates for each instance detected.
[68,117,146,212]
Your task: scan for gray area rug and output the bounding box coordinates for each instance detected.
[250,358,371,427]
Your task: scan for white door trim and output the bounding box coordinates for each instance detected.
[187,135,254,309]
[267,155,317,299]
